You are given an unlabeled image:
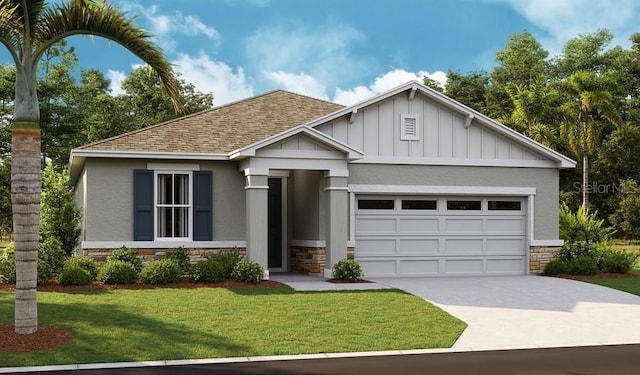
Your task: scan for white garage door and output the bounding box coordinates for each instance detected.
[355,196,527,277]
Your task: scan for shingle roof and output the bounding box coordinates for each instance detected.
[78,90,344,154]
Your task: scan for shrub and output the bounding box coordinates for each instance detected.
[188,258,226,283]
[559,203,614,244]
[140,259,183,284]
[543,259,568,276]
[98,260,139,284]
[59,264,93,286]
[231,261,264,283]
[107,246,142,272]
[0,243,15,284]
[165,246,190,273]
[558,240,602,262]
[206,250,242,278]
[565,256,598,275]
[38,237,67,276]
[610,180,640,239]
[600,250,639,274]
[332,259,363,281]
[63,256,99,279]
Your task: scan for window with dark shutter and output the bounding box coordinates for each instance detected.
[193,171,213,241]
[134,170,154,241]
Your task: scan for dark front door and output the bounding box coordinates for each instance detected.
[268,178,283,269]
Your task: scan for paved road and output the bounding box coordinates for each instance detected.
[15,345,640,375]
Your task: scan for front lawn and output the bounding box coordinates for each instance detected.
[0,287,466,367]
[585,241,640,296]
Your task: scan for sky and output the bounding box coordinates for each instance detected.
[4,0,640,106]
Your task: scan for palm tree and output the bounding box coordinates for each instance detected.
[0,0,183,334]
[560,71,621,212]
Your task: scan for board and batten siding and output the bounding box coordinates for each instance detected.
[315,93,544,162]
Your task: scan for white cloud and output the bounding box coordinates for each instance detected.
[264,71,329,101]
[333,69,447,106]
[107,70,127,96]
[172,52,254,105]
[493,0,640,54]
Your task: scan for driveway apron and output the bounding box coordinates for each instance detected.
[371,276,640,350]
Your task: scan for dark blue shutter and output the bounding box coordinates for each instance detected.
[134,170,154,241]
[193,171,213,241]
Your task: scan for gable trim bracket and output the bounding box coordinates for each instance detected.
[348,109,358,124]
[408,87,417,101]
[464,114,474,128]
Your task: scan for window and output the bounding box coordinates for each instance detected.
[447,200,481,210]
[358,199,395,210]
[402,200,437,210]
[156,172,191,239]
[488,201,521,211]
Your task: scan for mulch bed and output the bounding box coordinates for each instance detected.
[0,279,286,292]
[554,272,640,280]
[0,324,73,353]
[326,278,373,283]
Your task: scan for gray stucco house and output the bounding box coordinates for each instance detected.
[69,81,576,279]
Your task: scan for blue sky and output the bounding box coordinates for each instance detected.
[5,0,640,105]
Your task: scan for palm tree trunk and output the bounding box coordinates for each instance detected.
[12,70,41,335]
[581,117,589,214]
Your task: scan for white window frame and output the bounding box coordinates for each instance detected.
[153,170,193,241]
[400,114,420,141]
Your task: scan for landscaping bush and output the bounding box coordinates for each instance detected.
[332,259,363,281]
[609,180,640,239]
[565,256,599,275]
[38,237,67,276]
[231,261,264,283]
[543,259,568,276]
[559,203,614,245]
[0,243,15,284]
[600,250,639,274]
[63,256,99,279]
[558,240,602,262]
[165,246,190,273]
[140,259,182,284]
[98,260,139,284]
[206,250,242,278]
[59,264,93,286]
[107,246,142,272]
[188,258,226,283]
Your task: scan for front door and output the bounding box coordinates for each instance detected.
[268,178,284,271]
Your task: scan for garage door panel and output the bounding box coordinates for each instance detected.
[445,259,484,274]
[444,238,484,253]
[357,239,396,254]
[355,218,396,234]
[486,258,525,273]
[398,239,440,253]
[445,218,483,233]
[486,218,525,234]
[486,238,526,253]
[398,259,439,275]
[398,218,439,233]
[359,259,397,276]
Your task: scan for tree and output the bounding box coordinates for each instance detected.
[40,162,80,256]
[443,70,491,114]
[559,71,621,211]
[0,0,182,334]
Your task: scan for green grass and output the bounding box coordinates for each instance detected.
[0,287,466,367]
[586,241,640,296]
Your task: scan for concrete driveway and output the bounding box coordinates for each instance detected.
[371,276,640,350]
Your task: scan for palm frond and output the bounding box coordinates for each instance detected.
[34,0,183,113]
[16,0,44,38]
[0,1,22,62]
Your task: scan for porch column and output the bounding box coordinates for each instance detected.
[245,169,269,279]
[324,170,349,278]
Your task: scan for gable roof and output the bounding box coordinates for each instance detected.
[75,90,344,154]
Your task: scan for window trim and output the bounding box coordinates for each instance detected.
[153,170,193,241]
[400,114,420,141]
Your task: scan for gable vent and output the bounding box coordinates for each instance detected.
[401,114,419,141]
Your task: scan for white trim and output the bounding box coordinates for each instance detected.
[154,171,193,241]
[530,240,564,247]
[351,157,559,168]
[325,187,349,191]
[256,149,346,159]
[324,170,350,178]
[244,185,270,190]
[349,184,536,196]
[147,163,200,171]
[324,269,333,279]
[290,240,326,248]
[80,241,247,249]
[349,192,356,245]
[71,149,228,160]
[269,170,290,177]
[400,114,419,141]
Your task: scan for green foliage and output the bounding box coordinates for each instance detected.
[107,246,142,272]
[231,261,264,283]
[610,180,640,239]
[98,260,139,285]
[331,259,364,281]
[206,250,242,278]
[0,157,11,239]
[188,258,226,283]
[542,259,567,276]
[0,243,15,284]
[565,256,599,275]
[59,264,94,286]
[63,256,99,280]
[140,259,182,284]
[164,246,190,273]
[559,203,614,244]
[600,249,639,273]
[40,162,81,256]
[38,236,68,276]
[559,241,602,262]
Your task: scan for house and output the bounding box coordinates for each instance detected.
[69,81,576,279]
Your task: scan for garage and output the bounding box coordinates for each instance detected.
[355,195,527,277]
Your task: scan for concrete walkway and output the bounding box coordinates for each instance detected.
[270,273,392,291]
[372,276,640,350]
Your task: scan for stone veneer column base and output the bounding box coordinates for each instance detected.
[529,246,561,274]
[290,246,325,276]
[83,247,247,264]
